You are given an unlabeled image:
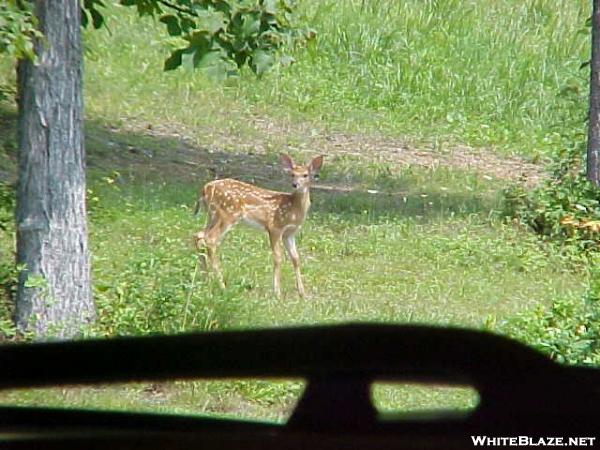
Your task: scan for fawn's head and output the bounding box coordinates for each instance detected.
[280,154,324,193]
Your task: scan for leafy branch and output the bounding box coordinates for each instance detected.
[0,1,42,61]
[1,0,314,80]
[119,0,315,78]
[156,0,197,18]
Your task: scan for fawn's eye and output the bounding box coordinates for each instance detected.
[303,174,308,178]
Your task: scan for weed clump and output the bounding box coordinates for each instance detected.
[501,140,600,365]
[501,272,600,365]
[503,140,600,254]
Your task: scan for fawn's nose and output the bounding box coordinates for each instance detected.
[292,182,299,188]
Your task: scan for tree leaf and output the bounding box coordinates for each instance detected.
[180,17,196,33]
[181,50,195,71]
[192,49,221,69]
[90,8,104,29]
[250,48,275,76]
[188,30,211,48]
[262,0,278,15]
[24,274,47,289]
[82,0,106,28]
[159,14,181,36]
[241,14,260,37]
[164,48,184,71]
[81,8,89,28]
[202,56,238,81]
[118,0,309,79]
[195,10,227,34]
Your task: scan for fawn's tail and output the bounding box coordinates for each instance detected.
[193,184,208,217]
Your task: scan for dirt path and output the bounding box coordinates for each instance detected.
[108,115,544,187]
[2,106,545,187]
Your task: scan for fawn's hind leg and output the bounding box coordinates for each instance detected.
[194,208,218,283]
[198,210,239,289]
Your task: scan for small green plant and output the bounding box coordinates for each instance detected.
[501,270,600,365]
[503,139,600,253]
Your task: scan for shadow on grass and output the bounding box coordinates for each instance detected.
[0,108,500,222]
[312,188,495,222]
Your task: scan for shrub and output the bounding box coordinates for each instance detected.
[503,140,600,253]
[502,144,600,364]
[500,271,600,366]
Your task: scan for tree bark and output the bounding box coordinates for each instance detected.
[588,0,600,186]
[15,0,94,339]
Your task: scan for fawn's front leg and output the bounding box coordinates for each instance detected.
[284,233,305,298]
[269,231,283,298]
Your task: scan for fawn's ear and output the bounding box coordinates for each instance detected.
[280,153,294,172]
[309,155,324,175]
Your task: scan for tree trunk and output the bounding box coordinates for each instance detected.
[588,0,600,186]
[15,0,94,339]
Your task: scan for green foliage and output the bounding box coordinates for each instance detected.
[82,0,108,29]
[503,139,600,253]
[117,0,314,77]
[0,259,17,340]
[0,181,16,340]
[0,1,41,61]
[0,0,108,101]
[93,250,199,336]
[87,181,239,336]
[501,272,600,365]
[0,181,14,232]
[91,240,238,337]
[1,0,310,84]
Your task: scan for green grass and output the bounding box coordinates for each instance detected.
[0,381,479,423]
[0,158,587,417]
[0,0,594,421]
[79,0,589,157]
[0,381,303,423]
[84,160,584,335]
[270,0,590,154]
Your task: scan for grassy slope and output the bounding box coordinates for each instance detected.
[82,0,589,157]
[0,0,592,420]
[253,0,590,155]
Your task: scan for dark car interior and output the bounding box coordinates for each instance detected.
[1,324,599,449]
